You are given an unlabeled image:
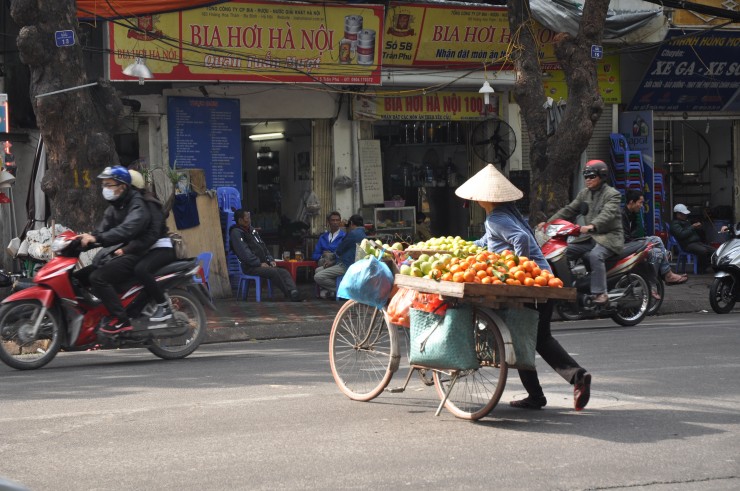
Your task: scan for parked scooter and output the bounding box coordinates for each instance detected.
[540,219,653,326]
[0,231,214,370]
[709,223,740,314]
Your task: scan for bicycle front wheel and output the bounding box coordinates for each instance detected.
[329,300,399,401]
[433,307,507,420]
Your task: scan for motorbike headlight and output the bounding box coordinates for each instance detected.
[51,237,71,253]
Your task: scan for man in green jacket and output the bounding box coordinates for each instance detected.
[538,160,623,305]
[670,203,715,273]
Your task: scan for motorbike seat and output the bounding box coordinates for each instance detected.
[155,259,198,277]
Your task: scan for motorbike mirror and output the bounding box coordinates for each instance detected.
[580,202,589,216]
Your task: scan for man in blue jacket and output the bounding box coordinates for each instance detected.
[311,211,346,264]
[230,209,302,302]
[314,214,366,299]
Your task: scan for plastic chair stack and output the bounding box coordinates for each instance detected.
[664,223,699,274]
[609,134,644,190]
[217,187,241,213]
[652,171,666,232]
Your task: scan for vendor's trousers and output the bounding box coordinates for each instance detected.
[566,239,615,295]
[243,265,297,298]
[518,301,586,398]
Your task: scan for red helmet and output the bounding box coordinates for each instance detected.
[583,160,609,179]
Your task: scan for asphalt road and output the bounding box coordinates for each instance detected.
[1,312,739,490]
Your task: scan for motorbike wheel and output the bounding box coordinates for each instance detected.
[709,276,737,314]
[611,273,649,327]
[147,289,206,360]
[0,301,62,370]
[556,301,584,321]
[646,278,665,316]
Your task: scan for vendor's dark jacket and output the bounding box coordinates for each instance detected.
[92,188,150,251]
[122,191,170,255]
[670,217,702,248]
[550,183,623,254]
[230,225,274,269]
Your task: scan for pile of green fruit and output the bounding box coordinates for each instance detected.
[359,238,404,260]
[398,252,454,278]
[407,236,484,257]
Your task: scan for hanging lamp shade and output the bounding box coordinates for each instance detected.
[122,57,154,84]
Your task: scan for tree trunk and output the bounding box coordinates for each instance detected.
[10,0,122,232]
[507,0,610,224]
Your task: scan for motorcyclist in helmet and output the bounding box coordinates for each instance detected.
[76,166,151,334]
[537,160,623,305]
[125,170,175,322]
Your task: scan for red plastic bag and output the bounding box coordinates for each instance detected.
[411,292,448,316]
[388,287,416,327]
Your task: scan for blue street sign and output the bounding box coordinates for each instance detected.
[591,45,603,59]
[55,30,75,47]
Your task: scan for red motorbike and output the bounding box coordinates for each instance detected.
[540,219,653,326]
[0,231,214,370]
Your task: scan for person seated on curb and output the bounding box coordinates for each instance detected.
[537,160,623,305]
[312,211,346,297]
[230,209,303,302]
[314,214,366,299]
[670,203,716,273]
[622,190,687,299]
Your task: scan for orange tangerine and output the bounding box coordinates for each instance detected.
[476,269,489,279]
[492,279,503,285]
[531,266,542,277]
[534,276,548,286]
[514,270,526,282]
[441,272,453,282]
[463,270,476,283]
[548,277,563,288]
[452,272,465,283]
[481,276,492,284]
[523,277,535,287]
[449,264,462,274]
[505,260,517,269]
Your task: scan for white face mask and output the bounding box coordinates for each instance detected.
[102,187,118,201]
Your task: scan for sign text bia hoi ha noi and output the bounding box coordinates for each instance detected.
[109,0,620,101]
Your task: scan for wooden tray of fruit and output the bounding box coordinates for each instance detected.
[393,275,576,308]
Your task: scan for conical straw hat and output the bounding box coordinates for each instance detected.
[454,164,523,202]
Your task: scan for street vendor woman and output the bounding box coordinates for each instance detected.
[455,164,592,411]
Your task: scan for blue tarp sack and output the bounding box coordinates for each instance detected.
[337,256,394,309]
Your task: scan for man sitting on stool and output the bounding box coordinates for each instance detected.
[230,209,303,302]
[314,214,366,299]
[670,203,716,273]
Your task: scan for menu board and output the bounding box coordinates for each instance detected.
[167,97,242,196]
[358,140,384,205]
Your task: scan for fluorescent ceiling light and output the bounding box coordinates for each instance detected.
[249,132,284,141]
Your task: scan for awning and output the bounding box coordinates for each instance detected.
[77,0,228,20]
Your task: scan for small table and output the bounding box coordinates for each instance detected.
[275,260,318,283]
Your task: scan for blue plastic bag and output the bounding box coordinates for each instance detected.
[337,256,394,309]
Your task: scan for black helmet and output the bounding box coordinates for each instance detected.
[97,165,131,185]
[583,160,609,179]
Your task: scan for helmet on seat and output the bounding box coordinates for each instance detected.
[97,165,131,185]
[128,170,145,190]
[583,160,609,179]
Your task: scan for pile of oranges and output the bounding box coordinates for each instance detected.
[427,250,564,288]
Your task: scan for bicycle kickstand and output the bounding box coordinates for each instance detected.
[386,366,418,393]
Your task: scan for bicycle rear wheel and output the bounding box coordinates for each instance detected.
[433,307,507,420]
[329,300,399,401]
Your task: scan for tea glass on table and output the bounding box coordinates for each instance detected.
[282,251,291,261]
[295,251,304,262]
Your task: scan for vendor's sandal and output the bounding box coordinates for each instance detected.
[509,396,547,410]
[574,372,592,411]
